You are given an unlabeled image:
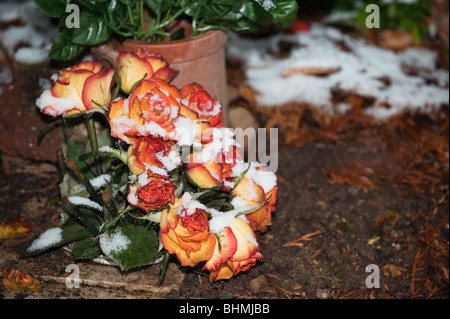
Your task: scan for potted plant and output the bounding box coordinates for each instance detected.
[33,0,299,121]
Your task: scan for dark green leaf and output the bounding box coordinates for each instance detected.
[33,0,67,18]
[240,0,272,26]
[145,0,173,14]
[72,12,112,45]
[49,28,86,61]
[22,218,94,258]
[60,198,101,236]
[269,0,299,28]
[77,0,111,13]
[72,237,102,259]
[170,27,185,41]
[99,221,159,271]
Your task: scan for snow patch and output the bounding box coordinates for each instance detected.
[26,227,63,253]
[99,229,131,255]
[227,24,449,120]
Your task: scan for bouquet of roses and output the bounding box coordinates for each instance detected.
[24,49,278,283]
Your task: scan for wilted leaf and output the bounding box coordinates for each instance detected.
[2,268,41,291]
[0,217,31,242]
[383,264,407,278]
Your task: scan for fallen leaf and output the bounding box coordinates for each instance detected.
[0,217,31,242]
[373,211,399,229]
[283,231,322,247]
[2,268,41,291]
[282,66,341,78]
[382,264,407,278]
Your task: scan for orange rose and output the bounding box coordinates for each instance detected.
[118,49,177,94]
[219,145,244,179]
[127,136,179,175]
[127,172,177,213]
[204,217,262,282]
[186,160,224,190]
[108,79,180,143]
[160,198,216,267]
[231,164,278,232]
[231,177,271,232]
[177,105,214,144]
[186,127,240,189]
[36,61,115,117]
[180,83,223,127]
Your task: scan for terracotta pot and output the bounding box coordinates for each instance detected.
[122,30,229,125]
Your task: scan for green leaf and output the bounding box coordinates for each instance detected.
[145,0,173,14]
[240,0,272,26]
[33,0,67,18]
[269,0,299,28]
[200,0,234,20]
[77,0,111,13]
[23,218,95,258]
[49,28,86,61]
[99,221,159,271]
[170,27,185,41]
[72,237,102,259]
[72,12,112,45]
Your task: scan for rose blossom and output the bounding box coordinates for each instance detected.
[36,61,115,117]
[108,79,180,142]
[180,83,223,128]
[127,172,177,213]
[117,48,177,94]
[203,217,262,282]
[127,136,178,175]
[232,176,278,232]
[160,199,216,267]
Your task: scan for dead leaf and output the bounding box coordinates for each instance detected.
[2,268,41,291]
[239,84,259,105]
[326,162,375,192]
[282,66,341,78]
[0,217,31,242]
[383,264,407,278]
[373,210,399,229]
[283,231,322,247]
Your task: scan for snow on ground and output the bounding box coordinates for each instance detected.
[0,0,56,64]
[0,0,57,94]
[227,24,449,120]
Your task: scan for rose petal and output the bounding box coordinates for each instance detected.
[152,67,178,83]
[51,69,94,112]
[118,52,154,94]
[203,227,237,272]
[82,68,115,110]
[187,164,222,189]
